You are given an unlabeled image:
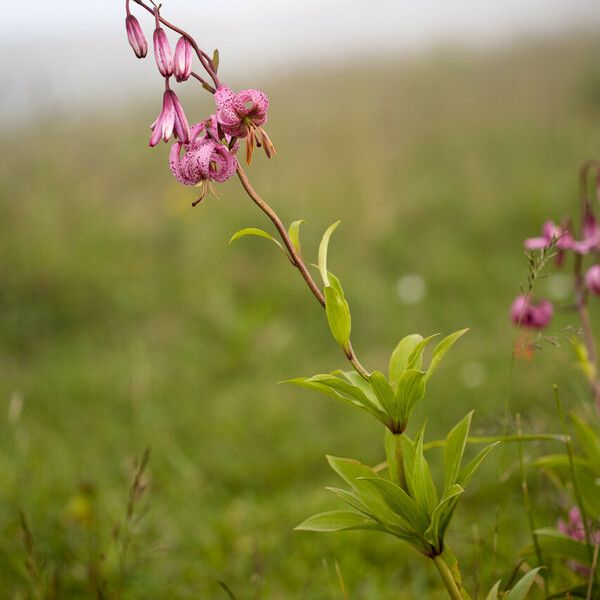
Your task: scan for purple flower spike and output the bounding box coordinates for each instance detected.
[174,36,193,82]
[558,508,600,576]
[214,85,275,164]
[126,15,148,59]
[510,295,553,330]
[153,27,174,77]
[585,265,600,295]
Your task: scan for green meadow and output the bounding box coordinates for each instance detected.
[2,33,600,598]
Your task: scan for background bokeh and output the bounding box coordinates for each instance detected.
[3,1,600,598]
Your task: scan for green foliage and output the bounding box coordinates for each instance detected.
[288,219,306,253]
[229,226,286,252]
[299,413,496,558]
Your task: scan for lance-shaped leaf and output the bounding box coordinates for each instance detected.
[369,371,398,424]
[389,334,423,388]
[396,369,427,423]
[295,511,383,533]
[288,219,306,253]
[484,581,501,600]
[358,477,428,533]
[325,285,351,349]
[411,425,438,514]
[406,334,439,371]
[570,413,600,465]
[424,484,464,545]
[504,567,542,600]
[318,221,340,287]
[425,328,469,381]
[284,374,386,422]
[327,455,378,487]
[457,442,500,487]
[443,412,473,492]
[229,227,285,252]
[531,528,591,564]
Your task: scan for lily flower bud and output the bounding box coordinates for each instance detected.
[125,15,148,59]
[174,37,193,82]
[510,295,553,330]
[153,28,174,77]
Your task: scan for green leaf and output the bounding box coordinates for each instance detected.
[424,484,464,545]
[570,413,600,465]
[504,567,542,600]
[401,434,416,492]
[385,430,402,485]
[288,219,306,253]
[484,581,501,600]
[229,227,285,252]
[369,372,398,423]
[318,221,340,287]
[284,374,386,422]
[324,285,351,350]
[425,328,469,381]
[358,477,427,532]
[326,487,370,515]
[533,528,591,564]
[444,412,473,492]
[389,334,423,388]
[457,442,500,487]
[406,334,440,371]
[327,456,377,488]
[295,511,382,533]
[412,425,438,513]
[395,369,427,423]
[212,48,220,72]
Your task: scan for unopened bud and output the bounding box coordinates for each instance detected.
[125,15,148,59]
[153,28,174,77]
[174,37,193,82]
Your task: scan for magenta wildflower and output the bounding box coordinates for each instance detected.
[558,507,600,576]
[524,220,573,265]
[153,27,174,77]
[510,295,553,329]
[174,36,193,82]
[585,264,600,295]
[571,212,600,255]
[149,90,190,147]
[169,124,238,205]
[125,15,148,59]
[214,85,275,164]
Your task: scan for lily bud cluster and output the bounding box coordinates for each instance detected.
[124,0,275,204]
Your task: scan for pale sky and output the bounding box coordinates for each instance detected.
[1,0,600,122]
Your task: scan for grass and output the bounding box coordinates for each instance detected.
[2,33,600,598]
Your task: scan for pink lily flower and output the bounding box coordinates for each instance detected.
[571,212,600,255]
[153,27,174,77]
[125,15,148,59]
[149,90,190,147]
[510,295,553,329]
[585,264,600,295]
[169,130,238,204]
[214,85,275,165]
[174,36,193,82]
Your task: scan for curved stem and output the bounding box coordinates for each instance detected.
[235,165,371,379]
[432,555,466,600]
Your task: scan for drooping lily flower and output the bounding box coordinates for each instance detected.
[169,131,238,205]
[149,90,190,147]
[510,295,553,329]
[153,27,174,77]
[524,220,573,266]
[214,85,275,164]
[174,36,193,82]
[125,14,148,59]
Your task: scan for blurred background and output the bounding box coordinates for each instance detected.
[2,1,600,598]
